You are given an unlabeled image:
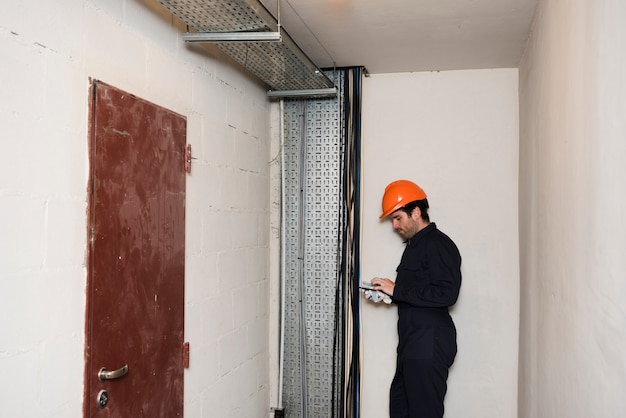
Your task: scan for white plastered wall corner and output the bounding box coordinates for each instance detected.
[518,0,626,417]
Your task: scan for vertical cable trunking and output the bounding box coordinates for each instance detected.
[280,69,362,417]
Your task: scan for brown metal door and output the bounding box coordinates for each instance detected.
[85,81,186,417]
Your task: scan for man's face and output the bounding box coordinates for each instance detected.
[390,209,420,240]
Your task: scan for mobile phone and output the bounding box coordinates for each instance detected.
[359,282,377,291]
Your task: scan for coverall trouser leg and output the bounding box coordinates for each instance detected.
[389,325,456,418]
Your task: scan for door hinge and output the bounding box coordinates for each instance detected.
[182,342,190,368]
[184,144,192,173]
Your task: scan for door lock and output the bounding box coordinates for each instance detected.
[97,389,109,409]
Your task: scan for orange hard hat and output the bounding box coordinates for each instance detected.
[380,180,427,219]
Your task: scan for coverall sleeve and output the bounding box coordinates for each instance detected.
[392,235,461,308]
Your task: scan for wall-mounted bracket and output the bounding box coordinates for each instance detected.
[183,31,282,43]
[267,87,337,99]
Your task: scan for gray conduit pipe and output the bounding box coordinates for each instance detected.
[297,101,309,418]
[278,99,286,411]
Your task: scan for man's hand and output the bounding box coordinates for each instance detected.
[370,277,395,296]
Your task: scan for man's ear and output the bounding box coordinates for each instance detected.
[411,206,422,221]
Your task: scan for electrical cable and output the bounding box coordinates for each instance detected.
[333,67,364,418]
[351,67,364,418]
[347,67,360,418]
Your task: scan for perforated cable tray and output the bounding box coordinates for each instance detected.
[157,0,336,96]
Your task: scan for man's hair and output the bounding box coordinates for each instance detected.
[401,199,430,222]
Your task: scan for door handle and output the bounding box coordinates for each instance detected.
[98,364,129,382]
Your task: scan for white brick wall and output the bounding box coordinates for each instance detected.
[0,1,273,417]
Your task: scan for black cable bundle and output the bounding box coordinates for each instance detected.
[331,66,364,418]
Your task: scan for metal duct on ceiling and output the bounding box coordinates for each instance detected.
[157,0,336,95]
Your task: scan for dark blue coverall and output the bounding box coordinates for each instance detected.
[390,223,462,418]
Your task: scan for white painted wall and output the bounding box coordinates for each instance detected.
[518,1,626,417]
[360,69,520,417]
[0,1,273,417]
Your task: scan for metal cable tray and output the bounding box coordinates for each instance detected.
[157,0,336,96]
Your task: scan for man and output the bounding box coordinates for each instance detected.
[370,180,461,418]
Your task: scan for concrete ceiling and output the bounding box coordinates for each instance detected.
[260,0,539,74]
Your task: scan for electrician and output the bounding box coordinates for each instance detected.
[370,180,461,418]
